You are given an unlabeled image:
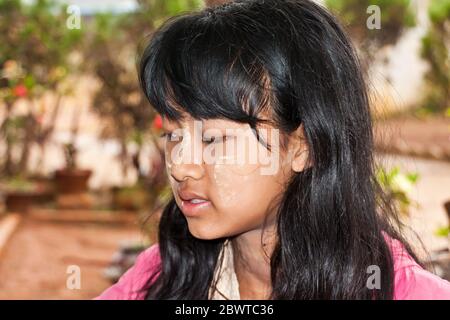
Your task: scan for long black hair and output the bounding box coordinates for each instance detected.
[138,0,422,299]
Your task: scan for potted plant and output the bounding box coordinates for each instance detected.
[1,175,53,213]
[54,142,92,194]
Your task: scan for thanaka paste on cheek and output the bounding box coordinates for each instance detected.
[211,160,254,204]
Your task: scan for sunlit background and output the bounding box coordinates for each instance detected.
[0,0,449,299]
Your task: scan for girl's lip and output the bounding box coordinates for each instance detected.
[180,199,211,217]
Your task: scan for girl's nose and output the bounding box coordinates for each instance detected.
[168,136,205,182]
[170,162,205,182]
[166,123,205,182]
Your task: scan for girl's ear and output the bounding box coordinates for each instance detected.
[290,124,311,173]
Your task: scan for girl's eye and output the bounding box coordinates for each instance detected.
[160,132,181,141]
[202,135,227,144]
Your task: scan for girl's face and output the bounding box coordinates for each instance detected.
[161,115,306,240]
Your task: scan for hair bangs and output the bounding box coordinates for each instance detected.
[139,10,275,126]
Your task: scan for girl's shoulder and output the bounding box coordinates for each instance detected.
[94,237,450,300]
[384,234,450,300]
[93,243,161,300]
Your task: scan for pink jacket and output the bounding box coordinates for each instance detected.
[94,236,450,300]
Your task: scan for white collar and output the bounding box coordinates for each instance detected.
[208,239,241,300]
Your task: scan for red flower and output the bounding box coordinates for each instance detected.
[152,114,163,131]
[13,84,27,97]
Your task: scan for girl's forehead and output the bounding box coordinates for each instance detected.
[162,115,249,130]
[161,107,275,128]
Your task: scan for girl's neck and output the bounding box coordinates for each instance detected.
[231,225,277,300]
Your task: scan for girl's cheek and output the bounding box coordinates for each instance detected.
[212,163,246,204]
[215,154,261,176]
[210,148,294,210]
[210,160,262,208]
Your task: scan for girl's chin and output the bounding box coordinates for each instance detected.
[186,220,230,240]
[188,227,222,240]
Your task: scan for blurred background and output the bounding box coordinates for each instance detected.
[0,0,448,299]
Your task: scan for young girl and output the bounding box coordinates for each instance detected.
[95,0,450,300]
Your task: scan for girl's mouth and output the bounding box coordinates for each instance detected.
[178,189,211,217]
[180,199,211,216]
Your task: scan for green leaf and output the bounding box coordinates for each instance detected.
[428,0,450,24]
[435,226,450,238]
[23,75,35,89]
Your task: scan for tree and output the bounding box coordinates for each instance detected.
[420,0,450,114]
[325,0,416,71]
[86,0,202,180]
[0,0,82,178]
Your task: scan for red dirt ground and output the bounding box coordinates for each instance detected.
[0,217,144,299]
